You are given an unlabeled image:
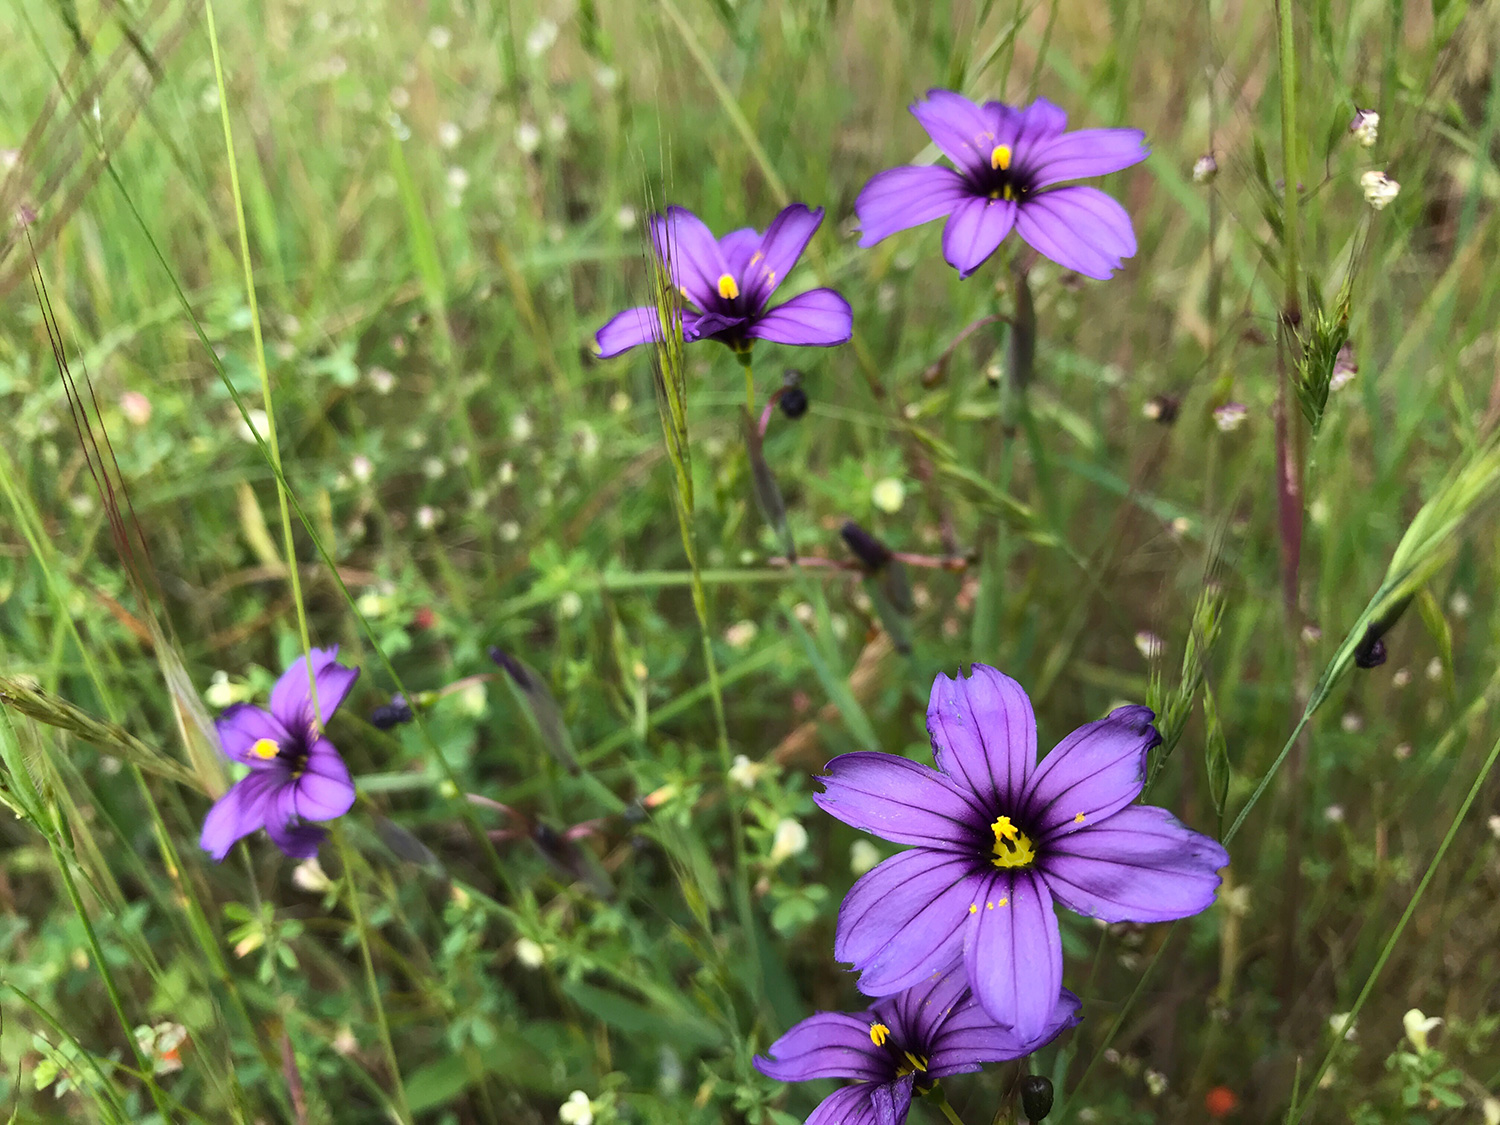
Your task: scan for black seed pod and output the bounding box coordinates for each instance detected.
[779,386,809,418]
[370,695,414,729]
[840,520,893,570]
[1019,1074,1054,1121]
[1354,633,1387,669]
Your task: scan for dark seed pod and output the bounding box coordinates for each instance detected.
[779,386,809,418]
[1019,1074,1054,1121]
[370,695,414,729]
[840,520,893,571]
[1354,633,1387,669]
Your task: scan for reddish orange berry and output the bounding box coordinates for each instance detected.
[1205,1086,1239,1117]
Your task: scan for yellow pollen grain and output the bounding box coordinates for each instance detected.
[969,904,978,914]
[869,1022,890,1047]
[991,144,1012,170]
[986,902,994,910]
[717,273,739,300]
[998,897,1008,907]
[250,737,279,760]
[1075,811,1086,824]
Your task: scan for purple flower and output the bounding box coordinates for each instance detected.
[816,664,1229,1041]
[854,90,1149,280]
[755,964,1079,1125]
[593,204,852,358]
[201,647,360,862]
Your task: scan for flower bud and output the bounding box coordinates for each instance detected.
[1360,170,1400,210]
[1402,1008,1442,1053]
[1349,108,1379,147]
[370,694,415,729]
[1192,153,1219,184]
[1020,1075,1054,1120]
[778,386,809,418]
[840,521,893,570]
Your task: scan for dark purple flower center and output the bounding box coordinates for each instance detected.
[966,143,1034,203]
[250,736,309,778]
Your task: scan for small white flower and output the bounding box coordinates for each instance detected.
[609,391,632,414]
[1144,1070,1168,1097]
[558,591,584,619]
[525,19,558,59]
[389,86,411,110]
[427,25,451,49]
[614,205,637,232]
[1134,631,1164,661]
[1301,623,1323,644]
[1392,667,1412,687]
[793,602,815,625]
[768,818,809,865]
[1169,516,1193,538]
[367,366,396,394]
[437,121,462,149]
[546,113,568,142]
[1349,109,1379,148]
[292,858,333,893]
[871,477,905,513]
[416,505,439,530]
[514,937,546,968]
[1328,1012,1356,1041]
[350,454,374,483]
[423,456,445,480]
[456,683,488,717]
[450,445,471,467]
[1427,657,1444,682]
[1340,712,1363,733]
[1360,170,1400,210]
[850,839,881,876]
[1449,591,1471,617]
[1483,1097,1500,1125]
[517,121,541,155]
[356,591,392,618]
[499,520,521,542]
[1214,402,1248,431]
[1394,742,1413,760]
[120,390,153,426]
[511,412,534,442]
[204,671,242,710]
[332,1026,358,1056]
[1487,814,1500,840]
[237,408,270,444]
[446,166,470,193]
[724,620,758,649]
[1403,1008,1442,1053]
[1192,153,1219,184]
[559,1090,594,1125]
[595,65,619,90]
[1323,804,1345,823]
[573,424,600,461]
[728,754,763,789]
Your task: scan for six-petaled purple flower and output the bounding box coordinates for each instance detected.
[855,89,1149,279]
[201,647,360,862]
[754,964,1079,1125]
[593,203,852,358]
[816,664,1229,1041]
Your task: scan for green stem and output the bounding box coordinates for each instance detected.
[204,0,320,717]
[335,830,413,1124]
[740,350,756,413]
[1276,0,1300,323]
[932,1087,970,1125]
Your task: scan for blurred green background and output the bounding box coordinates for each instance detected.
[2,0,1499,1121]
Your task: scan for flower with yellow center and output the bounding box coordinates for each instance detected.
[989,815,1036,868]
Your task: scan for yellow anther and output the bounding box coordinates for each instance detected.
[990,816,1036,869]
[869,1022,890,1047]
[991,144,1012,170]
[903,1051,929,1073]
[1002,184,1014,201]
[717,273,740,300]
[250,738,280,760]
[1074,811,1086,824]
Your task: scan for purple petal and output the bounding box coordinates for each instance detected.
[753,1012,886,1083]
[594,306,662,358]
[682,310,744,343]
[200,771,282,861]
[855,165,971,247]
[885,961,970,1046]
[264,783,327,859]
[1029,128,1150,189]
[869,1074,916,1125]
[962,869,1062,1041]
[941,197,1017,278]
[1008,97,1069,148]
[835,849,983,996]
[806,1085,877,1125]
[719,227,762,280]
[911,89,1001,176]
[1015,186,1138,280]
[815,752,984,849]
[292,737,356,821]
[650,206,730,309]
[929,988,1081,1075]
[214,704,291,766]
[742,203,822,308]
[1023,705,1158,841]
[270,647,358,732]
[745,289,852,348]
[926,664,1035,811]
[1042,805,1229,922]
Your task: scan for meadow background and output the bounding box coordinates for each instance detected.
[2,0,1500,1121]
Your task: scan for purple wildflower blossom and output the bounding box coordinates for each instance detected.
[201,647,359,862]
[593,203,852,358]
[816,664,1229,1041]
[854,89,1149,279]
[754,964,1079,1125]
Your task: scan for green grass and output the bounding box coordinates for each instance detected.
[2,0,1500,1122]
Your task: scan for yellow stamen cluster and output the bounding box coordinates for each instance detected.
[991,144,1012,170]
[717,273,740,300]
[250,737,280,760]
[869,1022,890,1047]
[990,815,1036,869]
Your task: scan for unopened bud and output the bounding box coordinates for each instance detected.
[1192,153,1219,184]
[1349,108,1379,147]
[1020,1075,1055,1120]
